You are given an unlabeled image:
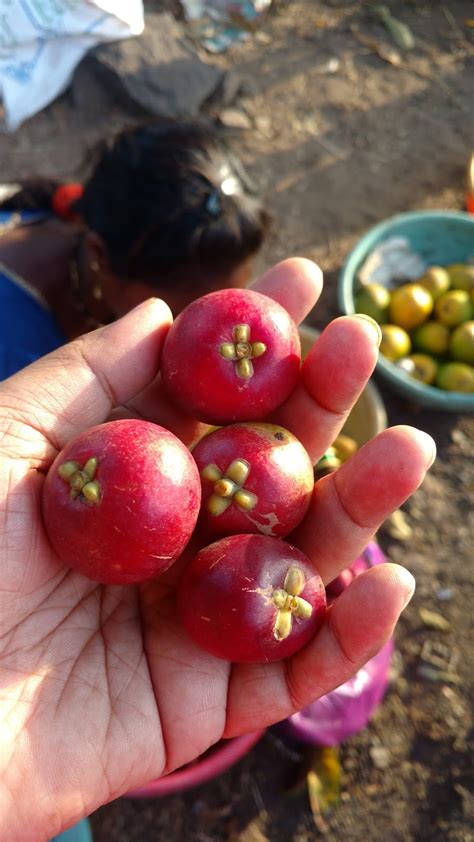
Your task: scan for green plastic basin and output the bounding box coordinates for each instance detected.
[338,211,474,412]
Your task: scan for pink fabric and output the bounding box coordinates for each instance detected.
[282,542,394,745]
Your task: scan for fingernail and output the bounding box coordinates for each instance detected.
[352,314,382,347]
[426,439,437,470]
[128,296,159,314]
[401,571,416,611]
[413,429,437,470]
[128,297,173,323]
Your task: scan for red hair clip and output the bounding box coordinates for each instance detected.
[52,183,84,221]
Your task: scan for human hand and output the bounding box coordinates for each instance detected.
[0,259,435,840]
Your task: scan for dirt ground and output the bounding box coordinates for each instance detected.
[2,2,473,840]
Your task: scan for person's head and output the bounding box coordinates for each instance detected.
[74,121,269,316]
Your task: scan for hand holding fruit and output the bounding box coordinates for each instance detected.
[0,259,435,840]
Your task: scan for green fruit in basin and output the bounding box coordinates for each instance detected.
[413,321,450,356]
[435,290,471,327]
[380,324,411,361]
[389,283,433,331]
[332,433,358,463]
[436,362,474,393]
[403,353,438,385]
[417,266,450,301]
[355,283,390,323]
[446,264,474,293]
[449,321,474,365]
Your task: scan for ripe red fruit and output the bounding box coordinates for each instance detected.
[192,422,314,540]
[161,288,301,424]
[42,419,201,585]
[178,535,326,663]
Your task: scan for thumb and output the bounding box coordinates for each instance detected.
[0,298,172,463]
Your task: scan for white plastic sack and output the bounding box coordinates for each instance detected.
[357,236,426,288]
[0,1,144,132]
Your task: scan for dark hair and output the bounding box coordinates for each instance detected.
[1,121,269,284]
[77,121,269,282]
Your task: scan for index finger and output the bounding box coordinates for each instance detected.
[272,314,382,463]
[250,257,323,323]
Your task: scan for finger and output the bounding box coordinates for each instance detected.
[292,425,435,584]
[223,562,414,736]
[250,257,323,324]
[272,315,381,463]
[0,298,172,461]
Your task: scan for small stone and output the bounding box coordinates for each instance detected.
[255,115,274,138]
[420,639,459,671]
[388,649,403,682]
[219,108,252,129]
[370,746,391,769]
[436,587,454,602]
[419,608,451,631]
[441,685,456,700]
[321,57,340,74]
[416,665,461,685]
[255,31,272,45]
[384,508,413,541]
[365,784,380,796]
[89,13,222,118]
[454,784,474,819]
[451,429,469,448]
[301,115,319,135]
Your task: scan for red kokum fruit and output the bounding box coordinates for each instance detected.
[192,422,314,540]
[178,535,326,663]
[42,419,201,585]
[161,288,301,424]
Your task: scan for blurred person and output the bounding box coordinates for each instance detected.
[0,120,268,378]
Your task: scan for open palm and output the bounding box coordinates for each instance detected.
[0,260,434,840]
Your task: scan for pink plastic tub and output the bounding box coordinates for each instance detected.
[126,730,265,798]
[281,542,394,746]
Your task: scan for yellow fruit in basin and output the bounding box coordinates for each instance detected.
[449,321,474,365]
[417,266,450,301]
[413,321,450,356]
[332,434,358,463]
[436,362,474,393]
[446,264,474,293]
[380,324,411,361]
[403,353,438,385]
[389,283,433,330]
[435,290,471,327]
[355,283,390,324]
